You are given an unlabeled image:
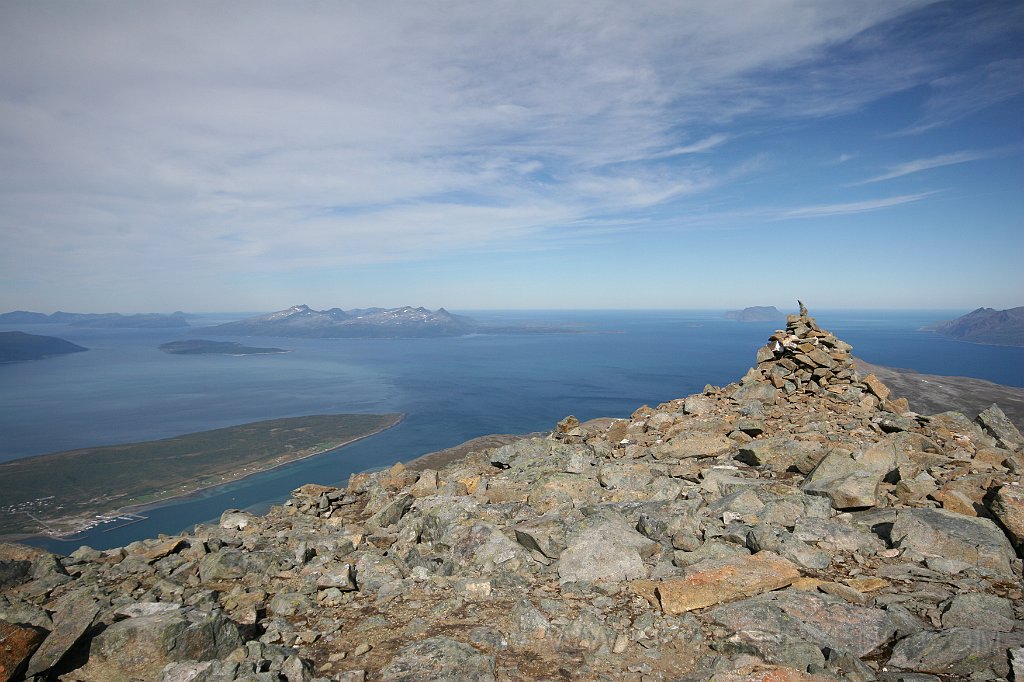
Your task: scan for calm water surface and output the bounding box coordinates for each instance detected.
[2,309,1021,551]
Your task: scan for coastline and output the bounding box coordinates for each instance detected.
[2,413,404,543]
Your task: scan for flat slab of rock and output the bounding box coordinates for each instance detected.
[380,635,495,681]
[655,551,800,614]
[890,508,1017,575]
[655,433,733,460]
[558,516,655,584]
[888,627,1024,678]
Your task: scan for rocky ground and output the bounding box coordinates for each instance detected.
[2,307,1024,682]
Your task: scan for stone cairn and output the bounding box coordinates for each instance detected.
[746,300,899,405]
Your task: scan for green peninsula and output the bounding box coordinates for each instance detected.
[0,413,402,538]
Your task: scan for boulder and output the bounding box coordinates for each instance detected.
[890,508,1017,575]
[83,607,242,681]
[557,515,655,584]
[977,403,1024,450]
[707,590,899,658]
[380,636,495,681]
[988,484,1024,550]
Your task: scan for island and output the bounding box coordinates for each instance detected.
[934,306,1024,347]
[0,331,88,363]
[202,304,572,338]
[159,339,288,355]
[0,413,402,538]
[723,306,785,322]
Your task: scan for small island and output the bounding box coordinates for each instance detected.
[159,339,288,355]
[0,413,402,538]
[723,306,785,322]
[0,331,88,363]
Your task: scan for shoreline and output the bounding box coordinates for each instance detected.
[2,413,404,544]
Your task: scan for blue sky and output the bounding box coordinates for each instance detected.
[1,1,1021,312]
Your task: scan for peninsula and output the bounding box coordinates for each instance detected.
[159,339,288,355]
[0,310,190,328]
[0,413,402,538]
[934,305,1024,347]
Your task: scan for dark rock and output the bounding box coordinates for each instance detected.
[24,595,101,678]
[83,607,242,680]
[379,636,496,681]
[888,627,1024,678]
[0,620,45,682]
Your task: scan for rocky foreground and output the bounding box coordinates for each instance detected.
[3,308,1024,681]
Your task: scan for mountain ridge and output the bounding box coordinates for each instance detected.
[202,304,567,338]
[934,306,1024,347]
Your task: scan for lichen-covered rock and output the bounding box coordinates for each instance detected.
[82,607,242,681]
[380,636,495,681]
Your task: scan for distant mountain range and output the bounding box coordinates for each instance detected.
[934,306,1024,347]
[0,310,189,328]
[723,306,785,322]
[0,331,88,362]
[203,305,568,338]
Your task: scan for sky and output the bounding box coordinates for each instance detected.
[1,1,1022,313]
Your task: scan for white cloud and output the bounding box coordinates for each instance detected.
[854,150,999,185]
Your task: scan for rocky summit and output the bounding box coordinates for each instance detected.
[2,306,1024,682]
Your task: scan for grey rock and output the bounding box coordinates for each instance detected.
[558,514,657,584]
[707,590,898,658]
[448,522,532,571]
[732,380,778,403]
[24,595,101,677]
[735,437,823,473]
[84,607,242,681]
[268,591,314,617]
[316,563,357,591]
[890,508,1017,576]
[802,449,883,510]
[887,627,1024,678]
[977,403,1024,450]
[380,635,495,681]
[365,493,414,532]
[598,462,654,490]
[219,509,256,530]
[940,593,1016,632]
[509,599,553,645]
[513,515,567,559]
[746,524,831,570]
[197,548,286,583]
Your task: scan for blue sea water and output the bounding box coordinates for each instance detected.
[2,309,1021,552]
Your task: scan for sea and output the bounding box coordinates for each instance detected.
[2,309,1022,553]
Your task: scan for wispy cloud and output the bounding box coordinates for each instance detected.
[1,0,1019,309]
[854,150,998,185]
[778,192,938,219]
